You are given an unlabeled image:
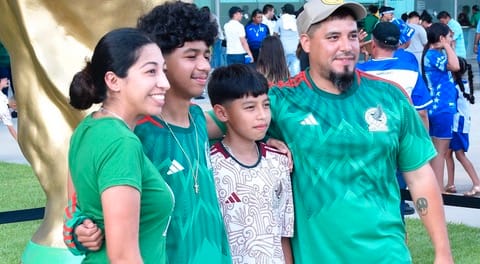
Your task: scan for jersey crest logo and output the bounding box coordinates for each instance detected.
[167,160,185,175]
[300,113,319,125]
[365,105,388,132]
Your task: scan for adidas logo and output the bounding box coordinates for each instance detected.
[300,113,318,125]
[167,160,184,175]
[225,192,241,204]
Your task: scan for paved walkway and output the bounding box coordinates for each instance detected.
[1,91,478,227]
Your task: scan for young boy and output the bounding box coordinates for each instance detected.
[64,2,231,263]
[207,64,294,263]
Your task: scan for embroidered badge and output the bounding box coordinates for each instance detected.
[365,105,388,132]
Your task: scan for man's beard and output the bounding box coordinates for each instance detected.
[329,65,354,93]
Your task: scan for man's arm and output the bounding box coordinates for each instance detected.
[403,164,453,263]
[240,36,254,62]
[474,23,480,54]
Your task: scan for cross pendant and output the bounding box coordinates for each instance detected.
[194,183,199,194]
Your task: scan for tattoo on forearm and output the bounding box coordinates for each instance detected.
[415,198,428,216]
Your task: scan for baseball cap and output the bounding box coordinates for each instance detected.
[229,6,243,18]
[372,22,400,46]
[379,6,395,15]
[296,0,367,34]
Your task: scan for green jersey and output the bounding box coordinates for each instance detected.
[268,70,436,263]
[363,14,378,41]
[69,115,174,264]
[135,105,231,264]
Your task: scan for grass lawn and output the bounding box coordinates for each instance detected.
[0,162,479,263]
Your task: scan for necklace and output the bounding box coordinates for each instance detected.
[99,107,132,130]
[159,112,200,194]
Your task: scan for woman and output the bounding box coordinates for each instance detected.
[68,28,173,263]
[256,36,290,84]
[422,23,460,191]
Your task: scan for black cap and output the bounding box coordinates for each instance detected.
[372,22,400,45]
[229,6,243,18]
[379,6,395,14]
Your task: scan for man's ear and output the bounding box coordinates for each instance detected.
[300,33,311,53]
[104,71,121,92]
[213,104,229,122]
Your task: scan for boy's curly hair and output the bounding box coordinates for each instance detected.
[137,1,218,55]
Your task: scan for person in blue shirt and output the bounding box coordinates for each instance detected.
[245,9,270,61]
[437,11,466,58]
[422,22,460,192]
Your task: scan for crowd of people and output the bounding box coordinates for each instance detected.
[22,0,479,263]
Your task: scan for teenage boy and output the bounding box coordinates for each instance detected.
[208,64,294,263]
[64,2,231,263]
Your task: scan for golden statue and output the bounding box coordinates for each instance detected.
[0,0,166,262]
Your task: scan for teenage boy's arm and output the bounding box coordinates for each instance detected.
[64,173,104,253]
[403,164,454,264]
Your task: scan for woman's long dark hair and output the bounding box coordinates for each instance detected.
[256,36,290,83]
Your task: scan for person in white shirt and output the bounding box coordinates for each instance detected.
[224,6,254,65]
[0,78,17,140]
[406,11,428,71]
[274,4,300,76]
[262,4,276,36]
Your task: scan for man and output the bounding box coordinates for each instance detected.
[405,11,428,70]
[437,11,467,58]
[362,4,378,41]
[245,9,270,61]
[268,0,453,262]
[471,5,480,27]
[420,10,433,29]
[379,5,395,22]
[224,6,254,65]
[262,4,276,36]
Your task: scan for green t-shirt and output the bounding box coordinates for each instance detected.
[0,42,10,67]
[471,13,480,27]
[268,70,436,263]
[363,14,378,41]
[69,115,174,264]
[135,105,231,264]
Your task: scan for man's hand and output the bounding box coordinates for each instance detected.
[266,138,293,172]
[76,219,104,251]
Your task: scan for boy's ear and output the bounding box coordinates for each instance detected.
[213,104,229,122]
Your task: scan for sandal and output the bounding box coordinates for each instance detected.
[444,185,457,193]
[464,185,480,197]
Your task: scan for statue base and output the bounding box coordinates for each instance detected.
[22,240,84,263]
